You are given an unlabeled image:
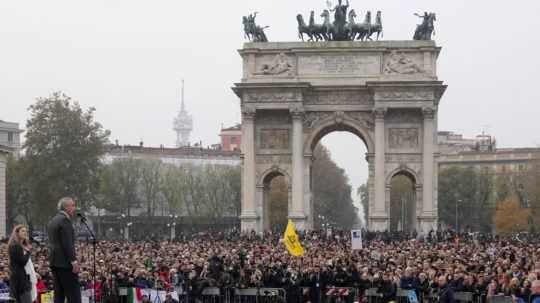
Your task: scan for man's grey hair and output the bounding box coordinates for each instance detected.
[57,197,74,211]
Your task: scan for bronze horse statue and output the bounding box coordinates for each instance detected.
[366,11,383,40]
[347,9,371,41]
[355,11,372,41]
[309,10,332,41]
[413,12,436,40]
[296,14,313,41]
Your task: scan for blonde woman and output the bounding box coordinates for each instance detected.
[8,225,36,303]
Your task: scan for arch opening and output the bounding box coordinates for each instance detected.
[309,122,371,154]
[310,126,369,230]
[262,172,289,232]
[389,171,417,232]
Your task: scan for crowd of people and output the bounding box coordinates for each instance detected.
[2,229,540,303]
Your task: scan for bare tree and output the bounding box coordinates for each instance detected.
[140,159,162,216]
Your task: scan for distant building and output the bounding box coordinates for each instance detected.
[102,144,241,167]
[219,124,242,152]
[0,145,12,238]
[437,131,535,176]
[438,131,496,155]
[173,80,193,147]
[0,120,22,237]
[0,120,23,156]
[438,131,539,210]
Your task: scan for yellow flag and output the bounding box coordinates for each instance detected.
[283,219,305,256]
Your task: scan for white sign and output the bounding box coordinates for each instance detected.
[351,229,363,250]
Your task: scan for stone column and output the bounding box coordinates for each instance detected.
[240,106,258,231]
[373,108,387,215]
[258,185,267,231]
[422,108,435,216]
[290,108,306,229]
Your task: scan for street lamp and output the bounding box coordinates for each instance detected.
[118,214,132,241]
[125,222,132,241]
[168,214,178,240]
[317,214,325,229]
[401,197,406,232]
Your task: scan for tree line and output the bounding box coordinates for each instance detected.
[357,160,540,233]
[6,92,360,231]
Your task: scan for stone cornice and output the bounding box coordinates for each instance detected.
[232,82,311,98]
[239,40,439,54]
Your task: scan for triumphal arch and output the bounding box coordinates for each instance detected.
[233,41,446,232]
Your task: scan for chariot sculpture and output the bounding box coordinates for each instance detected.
[243,12,269,42]
[296,0,383,42]
[243,1,437,43]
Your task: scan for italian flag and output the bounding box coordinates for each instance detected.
[127,288,144,303]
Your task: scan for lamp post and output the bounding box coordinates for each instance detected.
[167,214,178,241]
[317,214,325,230]
[119,214,126,240]
[401,197,406,232]
[119,214,132,241]
[125,222,132,241]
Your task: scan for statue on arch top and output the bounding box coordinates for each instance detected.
[328,0,349,27]
[296,0,384,41]
[243,12,269,42]
[326,0,350,40]
[413,12,436,40]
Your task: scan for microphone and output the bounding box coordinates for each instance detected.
[77,213,87,222]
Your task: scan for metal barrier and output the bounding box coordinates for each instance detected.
[364,287,382,303]
[490,296,512,303]
[197,287,221,303]
[0,289,14,302]
[396,288,416,303]
[454,292,474,303]
[175,287,233,303]
[324,287,357,303]
[233,288,286,303]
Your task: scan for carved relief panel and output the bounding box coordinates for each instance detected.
[383,51,424,75]
[375,89,434,102]
[259,129,290,150]
[385,109,422,124]
[244,90,302,103]
[302,112,333,129]
[254,53,295,77]
[256,111,291,125]
[304,90,372,105]
[388,128,419,149]
[256,155,292,164]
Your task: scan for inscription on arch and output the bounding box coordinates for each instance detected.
[298,54,380,76]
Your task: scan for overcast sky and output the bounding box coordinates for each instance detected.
[2,0,540,208]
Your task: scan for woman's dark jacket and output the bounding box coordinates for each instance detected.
[8,244,31,296]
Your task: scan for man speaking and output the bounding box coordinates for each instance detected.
[47,197,81,303]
